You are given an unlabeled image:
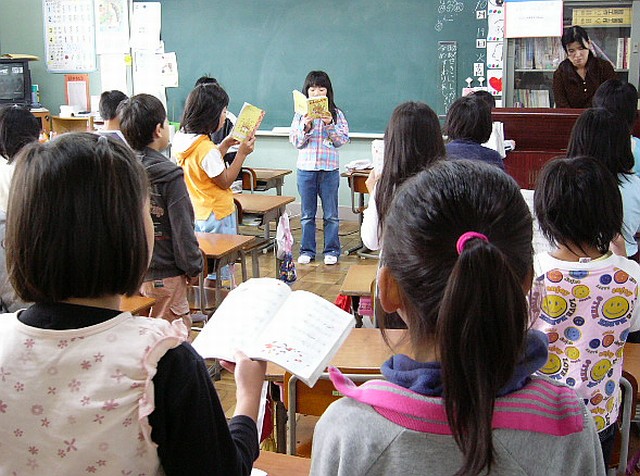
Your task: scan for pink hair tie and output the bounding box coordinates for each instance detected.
[456,231,489,255]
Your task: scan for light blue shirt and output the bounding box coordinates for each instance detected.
[619,172,640,256]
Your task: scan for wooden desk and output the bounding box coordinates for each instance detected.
[234,194,295,239]
[253,168,292,195]
[120,295,155,315]
[339,264,378,297]
[51,115,94,134]
[491,108,640,189]
[195,232,255,309]
[254,450,311,475]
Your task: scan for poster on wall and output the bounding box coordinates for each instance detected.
[504,0,563,38]
[95,0,130,54]
[43,0,96,73]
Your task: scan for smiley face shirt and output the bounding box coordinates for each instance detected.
[530,251,640,432]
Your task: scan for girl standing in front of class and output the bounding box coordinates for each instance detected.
[0,133,266,476]
[290,71,349,266]
[530,156,640,468]
[311,160,604,476]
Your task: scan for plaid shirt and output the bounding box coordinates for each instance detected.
[289,109,349,171]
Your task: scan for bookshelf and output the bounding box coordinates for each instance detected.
[504,0,639,107]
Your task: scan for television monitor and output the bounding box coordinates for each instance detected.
[0,59,32,107]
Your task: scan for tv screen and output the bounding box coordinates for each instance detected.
[0,59,31,106]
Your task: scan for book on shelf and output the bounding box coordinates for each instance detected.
[191,278,355,387]
[230,102,265,141]
[617,37,631,70]
[514,89,550,108]
[292,89,329,119]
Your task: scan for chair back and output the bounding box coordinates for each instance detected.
[52,116,94,134]
[241,167,257,193]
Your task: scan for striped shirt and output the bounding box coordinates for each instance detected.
[289,109,349,171]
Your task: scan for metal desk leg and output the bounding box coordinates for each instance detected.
[345,192,366,255]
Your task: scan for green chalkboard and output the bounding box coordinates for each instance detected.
[157,0,483,133]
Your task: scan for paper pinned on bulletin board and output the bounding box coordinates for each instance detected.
[504,0,563,38]
[99,54,128,94]
[487,70,503,97]
[131,2,162,50]
[64,74,90,111]
[95,0,130,54]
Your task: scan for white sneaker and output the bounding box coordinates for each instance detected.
[298,255,312,264]
[324,255,338,265]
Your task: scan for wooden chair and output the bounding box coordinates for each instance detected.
[284,370,382,455]
[51,115,94,134]
[241,167,258,193]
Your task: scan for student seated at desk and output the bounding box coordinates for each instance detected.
[0,133,265,476]
[444,95,504,170]
[311,161,604,476]
[119,94,203,329]
[97,89,128,143]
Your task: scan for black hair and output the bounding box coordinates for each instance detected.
[471,90,495,109]
[194,75,218,87]
[6,133,150,302]
[119,94,167,151]
[302,71,339,123]
[376,101,445,235]
[593,79,638,132]
[444,95,492,144]
[0,105,41,162]
[180,83,229,136]
[561,25,591,53]
[382,160,532,476]
[99,90,128,121]
[535,156,622,255]
[567,107,634,183]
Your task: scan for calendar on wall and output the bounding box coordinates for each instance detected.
[43,0,96,73]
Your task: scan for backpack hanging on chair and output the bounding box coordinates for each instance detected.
[276,212,296,284]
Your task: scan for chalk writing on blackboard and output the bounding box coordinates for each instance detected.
[438,41,458,113]
[435,0,465,31]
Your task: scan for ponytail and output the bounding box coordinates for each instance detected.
[436,238,528,475]
[382,160,533,476]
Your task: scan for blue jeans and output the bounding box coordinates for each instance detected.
[297,169,341,258]
[195,211,237,280]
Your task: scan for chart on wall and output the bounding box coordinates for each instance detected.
[43,0,96,73]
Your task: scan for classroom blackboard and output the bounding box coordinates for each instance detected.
[157,0,483,133]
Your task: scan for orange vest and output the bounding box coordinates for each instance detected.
[175,135,234,221]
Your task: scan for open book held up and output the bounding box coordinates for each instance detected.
[293,89,329,119]
[230,102,265,141]
[191,278,355,387]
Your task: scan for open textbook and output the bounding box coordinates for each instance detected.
[292,89,329,119]
[230,102,265,141]
[191,278,355,387]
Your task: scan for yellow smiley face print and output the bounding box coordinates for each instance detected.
[602,296,630,320]
[540,353,562,375]
[542,295,568,318]
[572,284,590,299]
[590,359,612,382]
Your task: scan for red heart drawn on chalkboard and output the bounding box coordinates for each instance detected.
[489,76,503,92]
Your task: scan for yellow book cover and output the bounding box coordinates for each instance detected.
[292,89,328,119]
[231,102,265,141]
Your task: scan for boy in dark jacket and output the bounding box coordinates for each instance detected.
[119,94,203,329]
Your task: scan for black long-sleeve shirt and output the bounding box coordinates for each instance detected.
[18,302,259,476]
